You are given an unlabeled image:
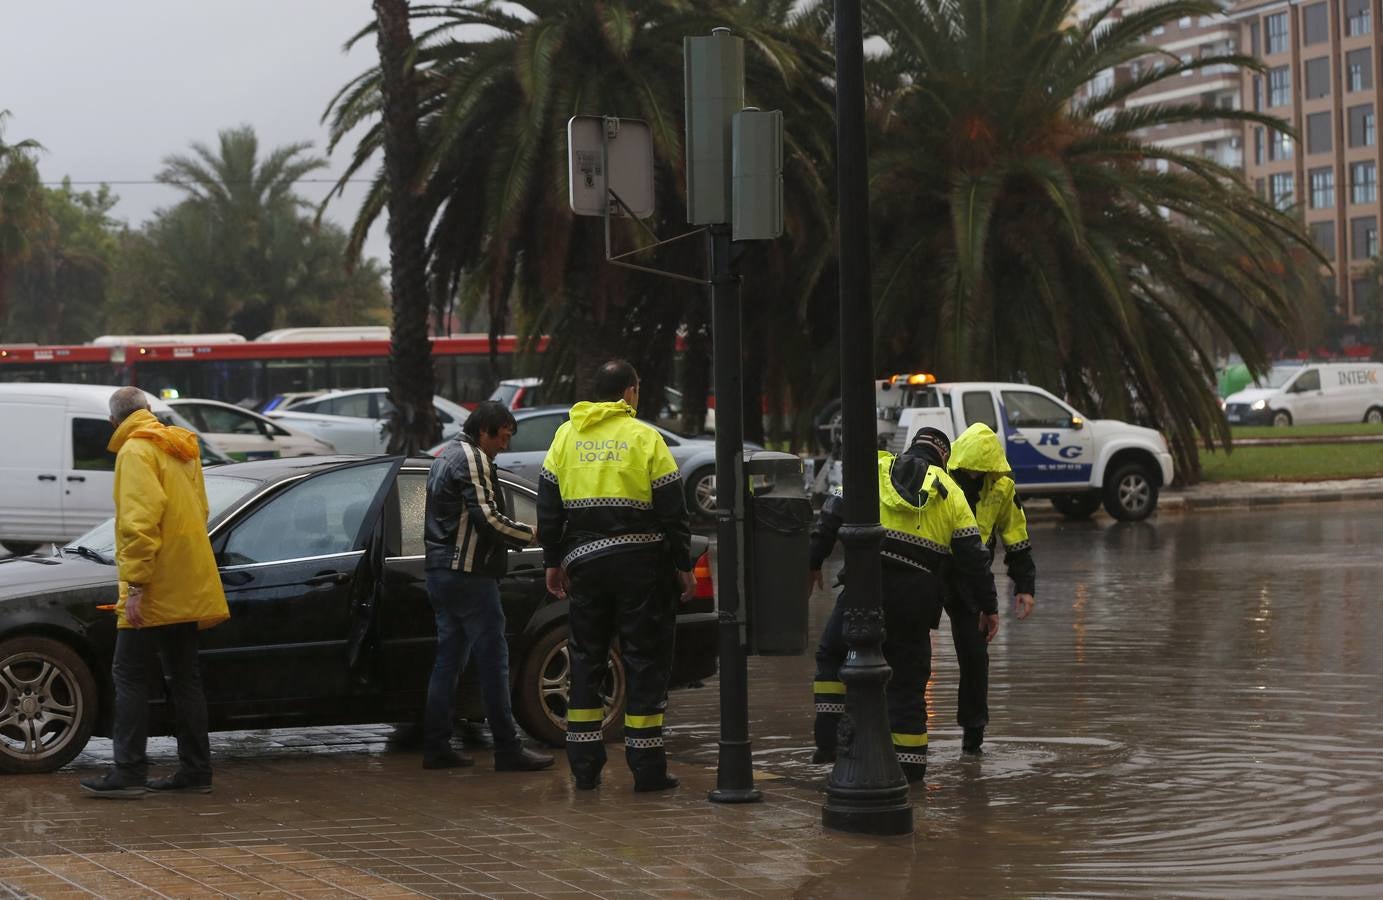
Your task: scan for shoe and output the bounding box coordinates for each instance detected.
[573,772,602,791]
[962,727,985,754]
[901,763,927,784]
[422,750,475,769]
[811,747,836,764]
[494,746,555,772]
[147,772,212,794]
[633,773,680,793]
[80,772,147,799]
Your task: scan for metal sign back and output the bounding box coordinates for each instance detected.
[567,115,655,219]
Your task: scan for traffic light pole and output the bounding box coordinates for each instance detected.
[707,223,762,804]
[821,0,914,835]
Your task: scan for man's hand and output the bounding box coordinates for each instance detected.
[125,585,145,628]
[544,567,569,600]
[808,569,823,593]
[678,569,697,603]
[979,612,999,643]
[1014,592,1035,620]
[526,529,540,548]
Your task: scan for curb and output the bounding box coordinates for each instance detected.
[1025,485,1383,519]
[1173,488,1383,511]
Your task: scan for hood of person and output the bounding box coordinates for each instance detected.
[880,449,930,512]
[568,400,635,431]
[949,422,1011,476]
[107,408,201,460]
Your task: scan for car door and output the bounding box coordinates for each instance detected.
[997,388,1094,488]
[63,415,120,537]
[495,411,568,480]
[185,402,279,461]
[373,468,546,714]
[0,400,66,542]
[200,457,402,720]
[1285,368,1328,423]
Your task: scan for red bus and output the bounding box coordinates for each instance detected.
[0,331,537,408]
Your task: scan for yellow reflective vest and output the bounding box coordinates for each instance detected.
[536,400,693,571]
[949,423,1035,595]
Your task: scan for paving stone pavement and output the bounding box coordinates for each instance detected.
[0,731,876,899]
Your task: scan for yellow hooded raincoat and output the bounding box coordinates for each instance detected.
[109,409,229,630]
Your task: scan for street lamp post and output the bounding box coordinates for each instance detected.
[821,0,914,835]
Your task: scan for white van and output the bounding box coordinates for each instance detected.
[1223,363,1383,427]
[0,384,229,555]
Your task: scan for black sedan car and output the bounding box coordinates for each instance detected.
[0,456,717,774]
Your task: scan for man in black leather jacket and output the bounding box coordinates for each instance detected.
[421,400,552,773]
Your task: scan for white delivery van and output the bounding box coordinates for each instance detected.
[1223,362,1383,427]
[0,384,229,555]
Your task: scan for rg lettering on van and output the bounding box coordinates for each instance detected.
[1337,369,1379,386]
[575,438,629,462]
[1038,432,1060,446]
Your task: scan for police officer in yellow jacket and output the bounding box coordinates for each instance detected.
[946,423,1036,754]
[537,360,696,792]
[809,427,998,782]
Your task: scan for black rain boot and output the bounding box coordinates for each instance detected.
[962,727,985,755]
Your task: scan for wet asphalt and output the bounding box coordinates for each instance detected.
[3,501,1382,897]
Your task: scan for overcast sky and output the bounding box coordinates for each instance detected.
[0,1,390,264]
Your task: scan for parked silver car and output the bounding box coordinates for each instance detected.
[431,406,756,520]
[268,388,470,454]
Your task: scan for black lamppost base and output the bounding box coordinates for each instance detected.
[708,737,764,804]
[821,800,914,836]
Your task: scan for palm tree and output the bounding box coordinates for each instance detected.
[325,0,835,419]
[0,110,46,330]
[157,125,329,336]
[369,0,440,454]
[859,0,1323,479]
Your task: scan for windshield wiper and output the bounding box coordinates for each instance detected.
[65,545,114,565]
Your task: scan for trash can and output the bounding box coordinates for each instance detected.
[742,450,813,655]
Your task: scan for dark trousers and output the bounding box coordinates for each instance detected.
[111,622,211,782]
[945,598,990,730]
[564,550,677,785]
[423,569,519,756]
[814,566,940,770]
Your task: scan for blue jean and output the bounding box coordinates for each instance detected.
[423,570,519,756]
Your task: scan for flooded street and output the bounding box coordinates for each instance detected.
[676,501,1383,896]
[4,502,1382,897]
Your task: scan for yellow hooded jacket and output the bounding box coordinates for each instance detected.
[948,422,1035,596]
[536,400,692,571]
[109,409,229,630]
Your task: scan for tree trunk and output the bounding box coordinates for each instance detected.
[373,0,438,454]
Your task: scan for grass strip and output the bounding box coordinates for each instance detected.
[1228,423,1383,440]
[1199,443,1383,482]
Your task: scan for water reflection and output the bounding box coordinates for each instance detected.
[695,501,1383,896]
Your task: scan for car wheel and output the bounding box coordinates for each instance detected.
[1364,406,1383,425]
[0,636,98,774]
[514,624,626,748]
[1050,492,1101,520]
[686,467,717,521]
[1271,409,1292,427]
[1,542,41,557]
[1102,462,1159,522]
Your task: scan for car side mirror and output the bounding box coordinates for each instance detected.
[1069,416,1084,430]
[257,420,276,439]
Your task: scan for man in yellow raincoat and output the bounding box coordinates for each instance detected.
[80,387,228,798]
[946,423,1036,755]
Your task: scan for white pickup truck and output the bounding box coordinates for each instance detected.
[819,381,1175,521]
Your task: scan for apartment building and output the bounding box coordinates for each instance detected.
[1073,1,1379,323]
[1233,0,1379,321]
